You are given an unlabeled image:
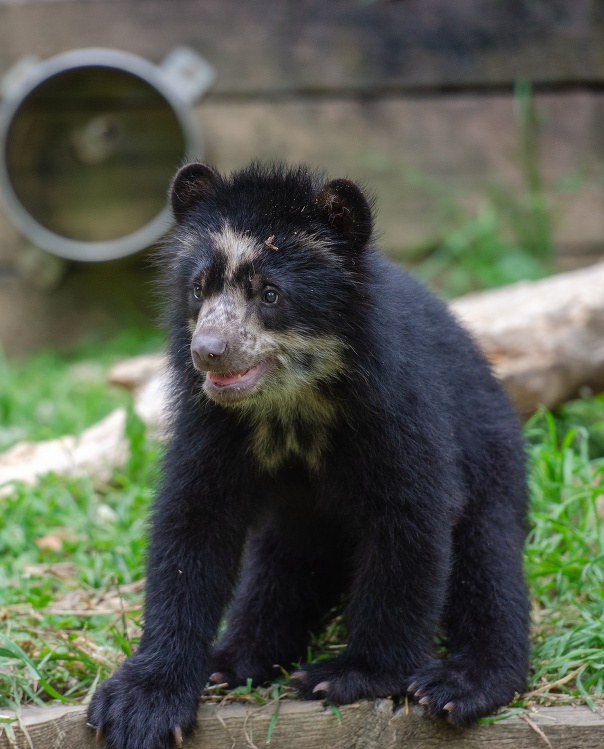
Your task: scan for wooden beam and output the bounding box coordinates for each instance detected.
[2,701,603,749]
[2,0,604,94]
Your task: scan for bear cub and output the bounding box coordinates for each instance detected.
[89,162,529,749]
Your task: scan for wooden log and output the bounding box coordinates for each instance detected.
[1,702,603,749]
[108,354,171,438]
[0,408,128,496]
[451,261,604,414]
[107,262,604,420]
[107,353,169,391]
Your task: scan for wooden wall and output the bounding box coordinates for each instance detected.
[1,0,603,354]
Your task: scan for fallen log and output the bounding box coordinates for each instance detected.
[451,261,604,414]
[108,262,604,421]
[0,408,129,497]
[1,701,602,749]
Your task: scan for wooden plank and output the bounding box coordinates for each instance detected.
[2,89,604,263]
[1,1,603,270]
[198,91,604,258]
[1,0,604,94]
[2,701,603,749]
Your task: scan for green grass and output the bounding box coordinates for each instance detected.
[0,333,603,719]
[0,330,160,710]
[524,407,604,707]
[0,326,163,450]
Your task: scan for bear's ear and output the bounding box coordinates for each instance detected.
[170,163,221,221]
[316,178,373,252]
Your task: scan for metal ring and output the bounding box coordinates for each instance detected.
[0,48,205,261]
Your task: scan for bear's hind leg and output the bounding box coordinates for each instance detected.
[210,512,348,688]
[409,495,529,726]
[292,503,452,704]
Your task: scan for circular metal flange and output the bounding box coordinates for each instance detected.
[0,48,209,261]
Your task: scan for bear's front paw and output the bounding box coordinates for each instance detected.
[408,658,519,726]
[291,655,408,704]
[87,658,199,749]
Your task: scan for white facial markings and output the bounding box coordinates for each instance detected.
[188,220,349,473]
[270,332,346,385]
[210,222,261,282]
[194,289,242,334]
[193,288,274,386]
[293,229,348,270]
[192,290,346,473]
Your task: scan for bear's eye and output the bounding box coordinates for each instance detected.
[193,283,202,300]
[262,288,279,305]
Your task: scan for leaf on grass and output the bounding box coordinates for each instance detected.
[327,701,343,724]
[477,708,523,724]
[266,700,279,744]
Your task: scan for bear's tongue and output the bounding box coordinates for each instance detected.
[207,366,255,387]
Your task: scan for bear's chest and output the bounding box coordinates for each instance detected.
[248,393,338,474]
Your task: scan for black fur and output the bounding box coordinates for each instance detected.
[88,162,529,749]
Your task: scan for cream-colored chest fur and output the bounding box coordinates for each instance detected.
[248,389,338,474]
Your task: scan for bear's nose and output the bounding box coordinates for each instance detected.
[191,333,229,370]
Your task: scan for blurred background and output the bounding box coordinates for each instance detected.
[0,0,602,355]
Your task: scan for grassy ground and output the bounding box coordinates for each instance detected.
[0,325,603,729]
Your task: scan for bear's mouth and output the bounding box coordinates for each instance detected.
[204,360,272,403]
